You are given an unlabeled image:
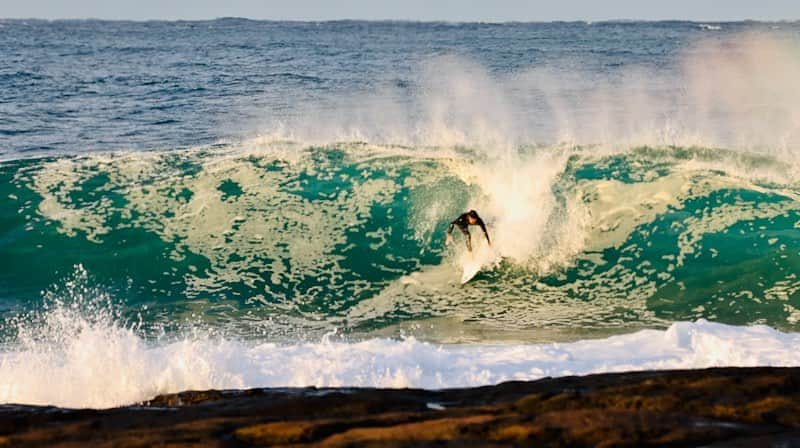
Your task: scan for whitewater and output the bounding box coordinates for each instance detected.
[1,20,800,408]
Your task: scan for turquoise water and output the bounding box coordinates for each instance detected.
[3,143,800,341]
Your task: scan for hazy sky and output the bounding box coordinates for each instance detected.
[2,0,799,22]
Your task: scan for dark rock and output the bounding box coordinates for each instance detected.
[2,367,800,446]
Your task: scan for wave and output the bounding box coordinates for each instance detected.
[2,139,800,339]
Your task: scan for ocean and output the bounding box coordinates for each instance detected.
[2,19,800,408]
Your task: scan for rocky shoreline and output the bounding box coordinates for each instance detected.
[2,367,800,446]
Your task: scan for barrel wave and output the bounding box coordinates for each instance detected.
[3,140,800,342]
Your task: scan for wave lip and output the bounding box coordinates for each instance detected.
[1,319,799,409]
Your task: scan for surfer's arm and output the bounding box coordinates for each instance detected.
[445,221,456,244]
[458,225,472,251]
[478,219,491,245]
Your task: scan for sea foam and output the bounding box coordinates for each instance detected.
[1,315,799,409]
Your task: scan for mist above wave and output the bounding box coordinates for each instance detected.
[256,33,800,157]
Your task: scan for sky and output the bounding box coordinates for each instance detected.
[2,0,799,22]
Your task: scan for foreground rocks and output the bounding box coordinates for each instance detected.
[3,367,800,447]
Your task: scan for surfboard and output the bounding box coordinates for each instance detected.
[460,257,485,284]
[458,239,499,284]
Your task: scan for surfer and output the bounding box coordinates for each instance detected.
[446,210,491,252]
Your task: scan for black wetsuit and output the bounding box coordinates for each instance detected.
[448,212,490,252]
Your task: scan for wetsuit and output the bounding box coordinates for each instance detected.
[447,211,490,251]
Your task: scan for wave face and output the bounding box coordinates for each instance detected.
[2,20,800,408]
[3,141,800,341]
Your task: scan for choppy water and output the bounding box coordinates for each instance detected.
[2,19,800,408]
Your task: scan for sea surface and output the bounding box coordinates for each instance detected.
[2,19,800,408]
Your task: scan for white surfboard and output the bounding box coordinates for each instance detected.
[460,258,484,284]
[458,238,499,284]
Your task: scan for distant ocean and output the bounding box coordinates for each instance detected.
[2,19,800,408]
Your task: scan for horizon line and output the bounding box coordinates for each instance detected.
[1,17,798,24]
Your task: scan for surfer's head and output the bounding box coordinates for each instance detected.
[467,210,479,224]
